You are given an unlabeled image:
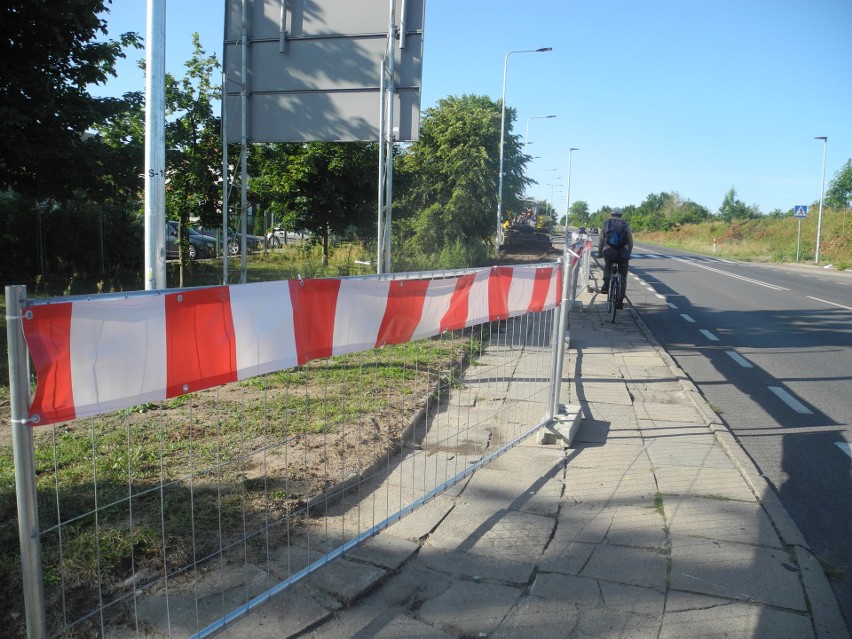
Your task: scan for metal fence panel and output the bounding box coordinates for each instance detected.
[6,247,590,638]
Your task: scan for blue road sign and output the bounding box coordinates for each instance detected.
[794,205,808,218]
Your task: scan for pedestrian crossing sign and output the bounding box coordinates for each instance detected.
[794,205,808,218]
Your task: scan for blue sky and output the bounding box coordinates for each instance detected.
[94,0,851,216]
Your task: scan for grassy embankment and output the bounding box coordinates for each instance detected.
[636,208,850,270]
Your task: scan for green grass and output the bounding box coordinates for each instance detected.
[638,207,851,269]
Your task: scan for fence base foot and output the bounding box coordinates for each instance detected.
[538,404,584,446]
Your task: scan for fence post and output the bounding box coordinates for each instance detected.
[547,252,572,418]
[6,286,47,638]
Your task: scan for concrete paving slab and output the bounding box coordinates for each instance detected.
[574,607,664,638]
[635,400,706,423]
[344,534,422,570]
[581,544,669,590]
[660,593,814,639]
[493,594,583,638]
[654,465,758,502]
[417,581,522,637]
[539,540,597,576]
[664,494,782,548]
[599,580,666,617]
[644,438,736,469]
[669,536,806,610]
[416,544,536,584]
[306,555,389,605]
[575,381,634,405]
[566,505,668,548]
[462,509,554,564]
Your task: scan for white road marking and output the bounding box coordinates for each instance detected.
[768,387,813,414]
[671,257,789,290]
[655,294,665,299]
[648,254,663,259]
[807,296,852,311]
[726,351,754,368]
[667,302,678,310]
[836,443,852,459]
[699,329,719,341]
[681,314,696,323]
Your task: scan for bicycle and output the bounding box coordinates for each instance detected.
[607,270,623,322]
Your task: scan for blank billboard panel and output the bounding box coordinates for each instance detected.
[223,0,424,143]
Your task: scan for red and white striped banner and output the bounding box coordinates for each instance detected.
[22,263,567,426]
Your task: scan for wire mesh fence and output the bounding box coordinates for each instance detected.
[5,247,591,638]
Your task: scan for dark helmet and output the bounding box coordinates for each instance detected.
[612,207,623,216]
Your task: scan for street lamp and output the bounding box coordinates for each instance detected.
[525,115,556,154]
[497,47,552,249]
[814,136,827,263]
[565,148,579,232]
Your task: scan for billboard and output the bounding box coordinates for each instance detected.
[223,0,424,143]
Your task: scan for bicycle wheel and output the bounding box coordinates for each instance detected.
[609,274,620,322]
[606,279,615,315]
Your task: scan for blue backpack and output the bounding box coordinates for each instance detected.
[605,219,628,248]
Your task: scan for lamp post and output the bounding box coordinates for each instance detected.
[565,147,578,233]
[497,47,552,249]
[547,177,563,203]
[524,115,556,154]
[814,136,827,263]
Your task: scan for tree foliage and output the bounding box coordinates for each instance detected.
[395,94,530,255]
[250,142,378,264]
[164,35,222,229]
[568,200,591,226]
[825,158,852,210]
[718,187,759,222]
[0,0,141,199]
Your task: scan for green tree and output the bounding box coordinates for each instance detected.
[0,0,141,199]
[568,200,590,226]
[164,35,222,284]
[825,159,852,209]
[395,94,530,255]
[250,142,379,265]
[718,187,759,221]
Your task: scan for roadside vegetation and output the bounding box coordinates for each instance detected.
[636,208,850,269]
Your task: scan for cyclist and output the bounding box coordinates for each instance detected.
[598,207,633,309]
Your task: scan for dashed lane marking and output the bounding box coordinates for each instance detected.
[699,329,719,341]
[836,443,852,459]
[768,387,813,414]
[667,302,678,310]
[681,314,696,323]
[726,351,754,368]
[806,296,852,311]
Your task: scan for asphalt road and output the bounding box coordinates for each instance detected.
[611,241,852,629]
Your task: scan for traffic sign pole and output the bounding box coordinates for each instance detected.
[797,218,801,262]
[793,205,808,262]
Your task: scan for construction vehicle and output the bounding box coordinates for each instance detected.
[500,199,553,251]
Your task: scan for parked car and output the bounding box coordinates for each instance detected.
[196,226,263,256]
[166,221,216,260]
[266,227,312,248]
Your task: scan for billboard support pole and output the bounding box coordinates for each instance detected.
[383,0,396,274]
[377,58,387,274]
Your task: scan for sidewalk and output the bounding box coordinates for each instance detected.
[213,286,849,639]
